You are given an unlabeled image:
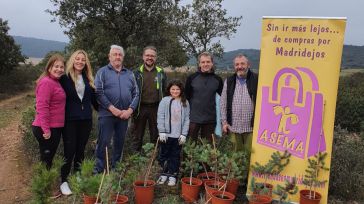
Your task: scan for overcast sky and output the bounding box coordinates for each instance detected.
[1,0,363,51]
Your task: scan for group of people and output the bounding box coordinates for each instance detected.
[31,44,258,197]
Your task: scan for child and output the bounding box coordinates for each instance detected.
[157,79,190,186]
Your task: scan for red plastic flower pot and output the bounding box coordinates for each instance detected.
[248,194,272,204]
[205,179,226,203]
[133,180,155,204]
[110,194,129,204]
[210,190,235,204]
[226,179,239,196]
[197,172,220,184]
[181,177,203,203]
[83,194,98,204]
[299,190,322,204]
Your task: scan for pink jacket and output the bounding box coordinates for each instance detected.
[32,76,66,134]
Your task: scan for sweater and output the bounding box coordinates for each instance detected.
[32,76,66,134]
[157,96,190,137]
[95,64,139,117]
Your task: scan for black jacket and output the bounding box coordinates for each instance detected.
[60,73,98,121]
[226,70,258,126]
[185,71,223,123]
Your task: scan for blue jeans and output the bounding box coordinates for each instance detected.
[94,116,128,173]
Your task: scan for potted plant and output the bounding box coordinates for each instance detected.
[250,150,291,197]
[248,177,272,204]
[133,143,157,204]
[300,152,329,204]
[180,140,203,203]
[273,177,298,204]
[69,159,103,204]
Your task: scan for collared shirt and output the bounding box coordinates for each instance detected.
[141,67,159,104]
[220,79,254,133]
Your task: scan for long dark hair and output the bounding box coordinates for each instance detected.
[166,79,187,107]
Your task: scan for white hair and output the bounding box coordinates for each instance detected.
[109,45,125,56]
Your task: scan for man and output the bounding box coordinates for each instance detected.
[185,52,223,141]
[132,46,167,151]
[220,54,258,152]
[94,45,139,173]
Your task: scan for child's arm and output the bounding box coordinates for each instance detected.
[157,97,167,133]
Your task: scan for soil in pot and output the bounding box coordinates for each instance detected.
[197,172,220,183]
[110,194,128,204]
[181,177,203,203]
[299,190,322,204]
[133,180,155,204]
[210,190,235,204]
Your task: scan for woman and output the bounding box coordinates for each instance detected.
[32,54,66,169]
[59,50,98,195]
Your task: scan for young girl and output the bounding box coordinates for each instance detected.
[157,79,190,186]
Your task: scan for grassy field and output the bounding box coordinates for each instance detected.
[340,68,364,76]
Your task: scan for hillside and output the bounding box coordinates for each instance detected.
[13,36,67,58]
[12,36,364,69]
[188,45,364,70]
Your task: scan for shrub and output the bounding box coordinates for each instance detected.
[30,156,63,204]
[329,127,364,201]
[335,72,364,132]
[19,104,39,162]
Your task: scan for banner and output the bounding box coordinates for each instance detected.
[247,17,346,203]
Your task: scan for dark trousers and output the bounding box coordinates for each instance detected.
[188,122,216,142]
[132,104,159,152]
[158,138,182,177]
[94,116,128,173]
[32,126,62,169]
[61,120,92,182]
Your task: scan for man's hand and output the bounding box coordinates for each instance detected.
[108,105,122,117]
[119,108,133,120]
[159,133,167,143]
[222,123,230,133]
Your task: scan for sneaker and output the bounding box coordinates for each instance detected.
[60,182,72,195]
[167,177,176,186]
[157,175,168,185]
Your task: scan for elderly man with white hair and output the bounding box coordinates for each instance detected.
[93,45,139,173]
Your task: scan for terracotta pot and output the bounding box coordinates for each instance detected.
[181,177,203,203]
[299,190,322,204]
[253,183,273,197]
[205,180,225,203]
[210,190,235,204]
[110,194,129,204]
[248,194,272,204]
[226,179,239,196]
[197,172,220,183]
[83,194,99,204]
[133,180,155,204]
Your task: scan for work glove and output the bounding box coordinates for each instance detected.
[159,133,167,143]
[178,135,186,145]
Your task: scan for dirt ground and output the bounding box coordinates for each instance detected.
[0,92,33,203]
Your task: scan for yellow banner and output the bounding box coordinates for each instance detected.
[247,17,346,203]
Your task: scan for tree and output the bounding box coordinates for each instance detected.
[172,0,242,60]
[0,18,25,75]
[48,0,187,68]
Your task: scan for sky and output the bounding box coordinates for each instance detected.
[1,0,363,51]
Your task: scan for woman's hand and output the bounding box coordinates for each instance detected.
[43,133,51,139]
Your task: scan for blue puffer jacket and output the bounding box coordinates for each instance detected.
[95,64,139,117]
[157,96,190,136]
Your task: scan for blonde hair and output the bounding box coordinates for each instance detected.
[36,54,65,84]
[66,50,95,89]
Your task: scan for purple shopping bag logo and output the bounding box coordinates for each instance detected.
[257,67,326,159]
